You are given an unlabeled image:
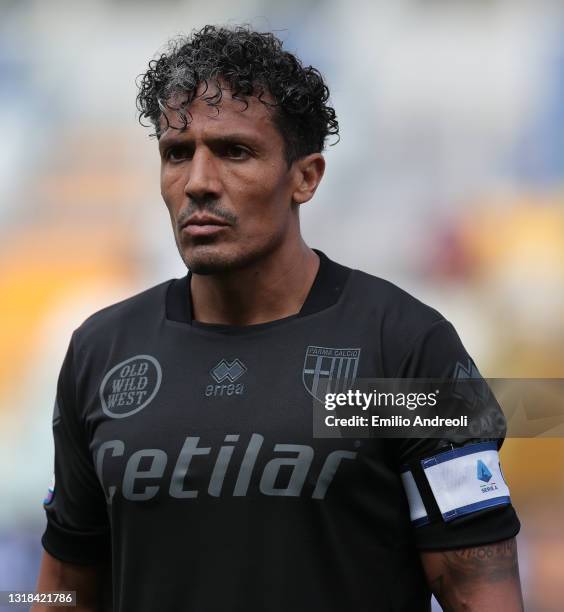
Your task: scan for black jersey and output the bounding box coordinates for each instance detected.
[41,250,520,612]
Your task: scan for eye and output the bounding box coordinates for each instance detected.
[165,146,192,162]
[225,145,251,160]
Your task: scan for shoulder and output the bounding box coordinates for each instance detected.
[348,267,445,331]
[71,278,174,350]
[341,266,457,376]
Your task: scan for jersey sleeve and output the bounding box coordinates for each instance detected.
[41,333,111,564]
[393,318,521,550]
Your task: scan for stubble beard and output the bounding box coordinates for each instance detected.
[177,235,284,276]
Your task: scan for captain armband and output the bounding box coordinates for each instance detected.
[400,441,512,526]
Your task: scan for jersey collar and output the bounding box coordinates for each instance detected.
[165,249,351,328]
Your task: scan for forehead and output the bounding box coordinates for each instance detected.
[157,81,277,140]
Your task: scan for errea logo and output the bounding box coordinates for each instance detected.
[206,358,247,397]
[211,359,247,383]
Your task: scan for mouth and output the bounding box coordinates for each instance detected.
[180,215,230,238]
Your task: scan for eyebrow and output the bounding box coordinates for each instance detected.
[158,131,261,151]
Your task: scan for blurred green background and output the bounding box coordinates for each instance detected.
[0,1,563,610]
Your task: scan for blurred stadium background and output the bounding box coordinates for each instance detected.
[1,0,563,609]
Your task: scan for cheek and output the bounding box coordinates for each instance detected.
[235,200,291,246]
[160,168,185,213]
[229,164,292,220]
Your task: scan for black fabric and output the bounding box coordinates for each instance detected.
[42,337,112,565]
[41,520,111,565]
[41,253,520,612]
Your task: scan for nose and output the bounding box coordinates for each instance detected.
[184,147,221,202]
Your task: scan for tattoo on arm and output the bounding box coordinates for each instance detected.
[424,538,524,611]
[445,539,519,583]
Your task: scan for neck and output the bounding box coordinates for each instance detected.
[190,240,320,326]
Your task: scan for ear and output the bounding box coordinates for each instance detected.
[291,153,325,204]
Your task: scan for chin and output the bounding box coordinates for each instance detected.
[182,244,260,275]
[187,258,232,275]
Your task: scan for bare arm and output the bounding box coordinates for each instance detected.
[420,537,524,611]
[31,550,109,612]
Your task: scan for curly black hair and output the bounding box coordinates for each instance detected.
[136,25,339,165]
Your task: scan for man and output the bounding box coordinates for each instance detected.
[34,25,523,611]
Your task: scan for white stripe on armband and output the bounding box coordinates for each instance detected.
[421,441,511,522]
[400,469,429,526]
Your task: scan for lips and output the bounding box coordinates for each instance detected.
[181,215,230,237]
